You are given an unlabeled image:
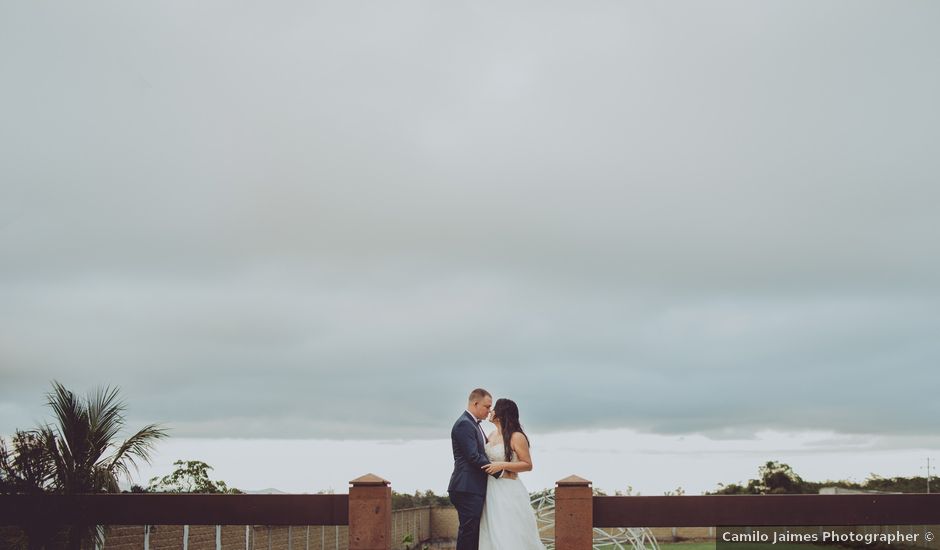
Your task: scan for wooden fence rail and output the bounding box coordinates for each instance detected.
[4,474,940,550]
[556,475,940,550]
[0,493,349,526]
[593,493,940,527]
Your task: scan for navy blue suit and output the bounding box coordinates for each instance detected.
[448,411,498,550]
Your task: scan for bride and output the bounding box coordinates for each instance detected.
[478,398,546,550]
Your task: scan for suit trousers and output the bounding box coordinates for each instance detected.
[449,490,486,550]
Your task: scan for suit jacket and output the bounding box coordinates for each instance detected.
[448,411,495,495]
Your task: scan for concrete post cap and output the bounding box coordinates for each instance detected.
[349,473,390,487]
[556,475,592,487]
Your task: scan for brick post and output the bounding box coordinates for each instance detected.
[349,473,392,550]
[555,475,593,550]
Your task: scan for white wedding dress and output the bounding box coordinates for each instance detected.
[478,440,546,550]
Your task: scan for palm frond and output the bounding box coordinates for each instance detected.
[105,423,169,485]
[46,381,89,480]
[87,385,125,467]
[37,425,68,492]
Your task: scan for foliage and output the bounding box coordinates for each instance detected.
[391,489,450,510]
[710,461,804,494]
[759,461,804,494]
[801,473,934,494]
[860,474,933,493]
[1,431,59,549]
[0,430,54,494]
[147,459,241,494]
[710,461,935,494]
[615,485,638,496]
[401,532,431,550]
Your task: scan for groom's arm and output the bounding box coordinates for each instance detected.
[453,422,501,478]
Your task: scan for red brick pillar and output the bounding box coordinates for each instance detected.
[555,475,593,550]
[349,473,392,550]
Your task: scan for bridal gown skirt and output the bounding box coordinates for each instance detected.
[478,475,545,550]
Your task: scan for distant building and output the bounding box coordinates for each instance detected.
[819,487,900,494]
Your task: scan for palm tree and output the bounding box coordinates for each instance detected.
[38,381,169,549]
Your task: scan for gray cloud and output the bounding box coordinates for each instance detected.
[2,1,938,440]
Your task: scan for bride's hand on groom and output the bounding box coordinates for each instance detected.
[482,462,509,475]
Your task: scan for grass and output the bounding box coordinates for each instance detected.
[597,544,835,550]
[595,545,719,550]
[660,544,717,550]
[596,545,829,550]
[598,543,927,550]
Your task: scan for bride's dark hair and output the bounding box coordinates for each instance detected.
[492,398,529,463]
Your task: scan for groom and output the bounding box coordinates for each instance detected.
[448,388,501,550]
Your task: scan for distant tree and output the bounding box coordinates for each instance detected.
[712,460,940,496]
[758,461,804,494]
[391,489,450,510]
[147,460,241,494]
[710,461,805,494]
[614,485,638,496]
[712,481,752,495]
[786,473,932,494]
[862,474,932,493]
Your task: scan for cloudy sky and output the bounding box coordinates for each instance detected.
[2,1,939,493]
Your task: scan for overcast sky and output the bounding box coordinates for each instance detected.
[2,0,939,482]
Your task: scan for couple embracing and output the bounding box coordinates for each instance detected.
[448,388,544,550]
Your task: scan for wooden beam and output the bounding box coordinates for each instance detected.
[593,494,940,527]
[0,494,349,526]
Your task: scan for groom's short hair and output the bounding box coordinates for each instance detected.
[468,388,491,403]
